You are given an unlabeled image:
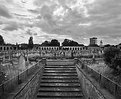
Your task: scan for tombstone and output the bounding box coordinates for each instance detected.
[2,56,5,62]
[0,58,3,72]
[18,53,26,71]
[25,54,29,68]
[92,54,96,64]
[71,51,74,59]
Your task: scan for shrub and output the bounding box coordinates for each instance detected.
[103,46,120,71]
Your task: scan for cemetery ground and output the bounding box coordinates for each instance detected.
[2,61,35,81]
[87,59,121,86]
[0,56,36,83]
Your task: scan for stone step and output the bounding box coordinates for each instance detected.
[41,77,78,80]
[43,72,77,74]
[36,61,84,99]
[46,64,74,66]
[45,66,75,68]
[44,71,77,73]
[42,76,78,79]
[41,81,79,83]
[44,68,76,71]
[44,70,77,73]
[40,83,81,87]
[44,70,76,72]
[43,74,77,77]
[44,68,76,70]
[43,73,78,76]
[44,67,76,69]
[37,92,83,98]
[36,96,83,99]
[41,79,79,83]
[45,67,76,69]
[38,87,81,92]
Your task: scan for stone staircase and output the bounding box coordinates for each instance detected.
[36,60,84,99]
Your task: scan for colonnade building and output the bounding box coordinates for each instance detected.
[0,45,18,52]
[34,46,85,51]
[33,45,103,55]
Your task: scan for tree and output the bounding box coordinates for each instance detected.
[62,39,70,46]
[103,46,120,71]
[0,35,5,45]
[50,39,60,46]
[62,39,79,46]
[71,40,79,46]
[28,36,33,49]
[104,44,111,47]
[41,41,50,46]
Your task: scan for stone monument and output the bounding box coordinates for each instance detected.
[18,53,26,71]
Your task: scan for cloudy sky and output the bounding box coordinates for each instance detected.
[0,0,121,45]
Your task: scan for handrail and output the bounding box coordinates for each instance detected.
[76,58,121,98]
[0,61,39,86]
[13,61,43,98]
[76,64,106,99]
[75,59,106,99]
[0,59,45,99]
[78,59,121,87]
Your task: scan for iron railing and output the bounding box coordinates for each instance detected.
[76,59,121,99]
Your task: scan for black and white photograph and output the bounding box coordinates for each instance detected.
[0,0,121,99]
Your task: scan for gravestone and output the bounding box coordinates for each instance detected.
[18,53,26,71]
[92,54,96,63]
[25,55,29,69]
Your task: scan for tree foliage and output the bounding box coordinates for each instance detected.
[41,41,50,46]
[0,35,5,45]
[62,39,79,46]
[41,39,60,46]
[103,46,121,71]
[50,39,60,46]
[104,44,111,47]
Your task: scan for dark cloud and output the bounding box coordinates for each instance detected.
[0,21,3,25]
[26,29,32,35]
[3,22,18,31]
[39,5,57,28]
[20,36,24,38]
[88,0,121,27]
[36,15,42,19]
[25,28,38,36]
[28,9,39,14]
[0,5,12,18]
[1,0,121,44]
[5,0,13,3]
[33,0,53,6]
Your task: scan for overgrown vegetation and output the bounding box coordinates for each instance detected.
[103,46,121,75]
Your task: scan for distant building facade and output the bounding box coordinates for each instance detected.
[100,40,103,47]
[33,37,104,56]
[0,45,18,52]
[90,37,97,45]
[33,45,103,55]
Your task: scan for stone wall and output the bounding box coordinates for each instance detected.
[83,64,121,99]
[0,61,44,99]
[76,65,106,99]
[13,62,44,99]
